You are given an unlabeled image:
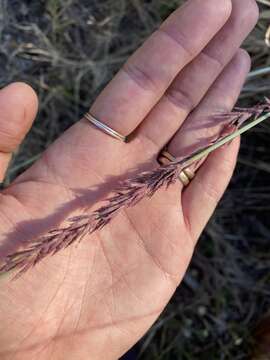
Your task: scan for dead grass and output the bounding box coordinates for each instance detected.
[0,0,270,359]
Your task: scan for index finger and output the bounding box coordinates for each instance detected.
[89,0,232,138]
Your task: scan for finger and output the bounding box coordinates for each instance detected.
[180,50,251,240]
[183,138,240,241]
[88,0,231,138]
[137,0,259,149]
[0,83,38,181]
[169,49,251,159]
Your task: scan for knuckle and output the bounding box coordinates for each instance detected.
[157,28,195,59]
[165,87,194,112]
[123,61,158,93]
[201,50,224,71]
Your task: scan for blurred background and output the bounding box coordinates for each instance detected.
[0,0,269,359]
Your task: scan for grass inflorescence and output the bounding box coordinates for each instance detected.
[0,103,269,279]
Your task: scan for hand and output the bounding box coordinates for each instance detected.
[0,0,258,359]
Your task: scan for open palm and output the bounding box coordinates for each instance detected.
[0,0,258,359]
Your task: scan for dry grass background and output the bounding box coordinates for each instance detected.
[0,0,269,359]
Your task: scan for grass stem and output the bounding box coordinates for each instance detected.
[184,112,270,167]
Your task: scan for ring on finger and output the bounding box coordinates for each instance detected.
[158,150,195,186]
[84,112,127,143]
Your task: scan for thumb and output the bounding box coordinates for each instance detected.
[0,82,38,182]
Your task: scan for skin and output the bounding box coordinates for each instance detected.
[0,0,259,359]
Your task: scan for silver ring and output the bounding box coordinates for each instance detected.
[84,112,127,143]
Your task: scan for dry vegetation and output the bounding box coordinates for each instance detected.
[0,0,269,359]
